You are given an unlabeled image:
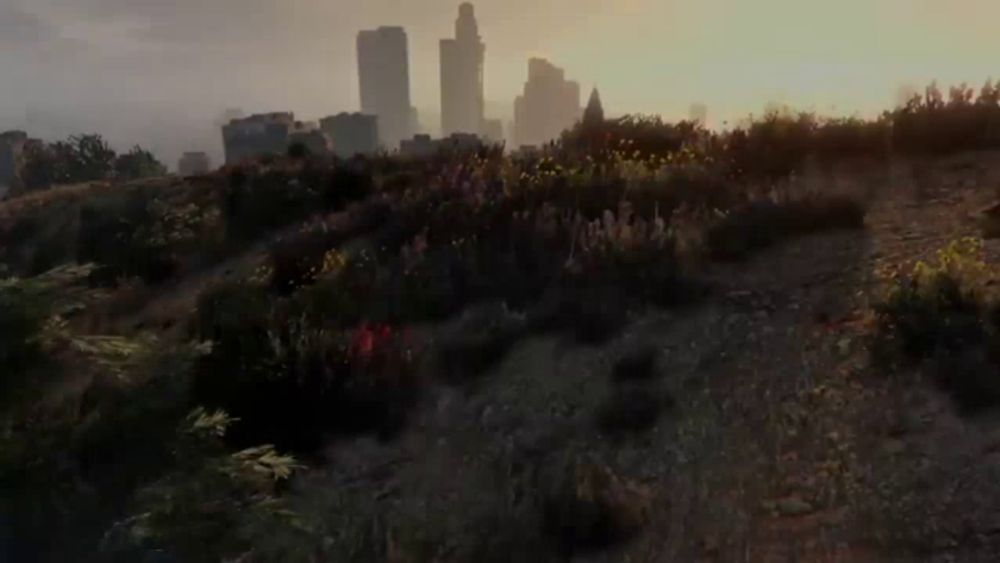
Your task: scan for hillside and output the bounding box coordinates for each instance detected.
[4,143,1000,562]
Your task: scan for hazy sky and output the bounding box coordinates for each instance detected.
[4,0,1000,165]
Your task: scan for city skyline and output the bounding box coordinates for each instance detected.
[5,0,1000,164]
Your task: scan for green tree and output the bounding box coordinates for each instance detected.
[115,146,167,181]
[68,134,116,181]
[19,134,118,190]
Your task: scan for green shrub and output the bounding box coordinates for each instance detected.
[267,229,345,295]
[75,187,219,285]
[223,163,374,245]
[102,408,305,563]
[888,81,1000,155]
[874,239,1000,411]
[193,283,421,452]
[114,146,167,181]
[0,280,47,378]
[223,169,318,243]
[1,332,205,562]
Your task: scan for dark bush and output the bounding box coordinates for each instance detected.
[77,193,182,285]
[287,141,310,160]
[561,114,703,159]
[267,229,348,296]
[223,164,374,246]
[937,345,1000,413]
[0,282,48,404]
[114,146,167,181]
[888,81,1000,156]
[322,165,374,211]
[595,385,668,436]
[21,134,117,190]
[193,284,420,452]
[612,346,659,382]
[223,169,318,243]
[873,240,1000,412]
[705,196,865,261]
[290,253,379,329]
[542,463,651,555]
[875,273,985,361]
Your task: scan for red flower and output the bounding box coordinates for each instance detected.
[350,324,375,360]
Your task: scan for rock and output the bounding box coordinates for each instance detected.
[777,496,814,516]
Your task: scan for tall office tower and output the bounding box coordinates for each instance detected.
[357,26,414,150]
[440,3,485,136]
[583,87,605,128]
[689,103,708,126]
[513,58,581,148]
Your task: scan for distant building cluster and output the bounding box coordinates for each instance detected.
[400,132,485,159]
[514,58,581,149]
[221,112,296,165]
[215,2,621,164]
[320,113,379,159]
[0,130,39,197]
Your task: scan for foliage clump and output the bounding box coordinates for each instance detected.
[874,238,1000,411]
[193,283,420,452]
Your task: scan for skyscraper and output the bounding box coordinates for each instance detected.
[689,103,708,126]
[357,26,414,150]
[514,58,581,148]
[320,113,379,158]
[583,87,605,128]
[440,3,485,136]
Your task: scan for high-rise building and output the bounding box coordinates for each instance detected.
[481,119,504,145]
[689,103,708,126]
[583,87,605,128]
[320,113,379,158]
[440,3,485,136]
[513,58,581,148]
[221,112,295,164]
[288,122,332,157]
[357,26,414,150]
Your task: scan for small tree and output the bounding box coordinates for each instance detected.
[115,146,167,181]
[19,134,118,190]
[19,142,57,190]
[69,134,116,181]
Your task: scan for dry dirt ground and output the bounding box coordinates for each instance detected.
[281,153,1000,563]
